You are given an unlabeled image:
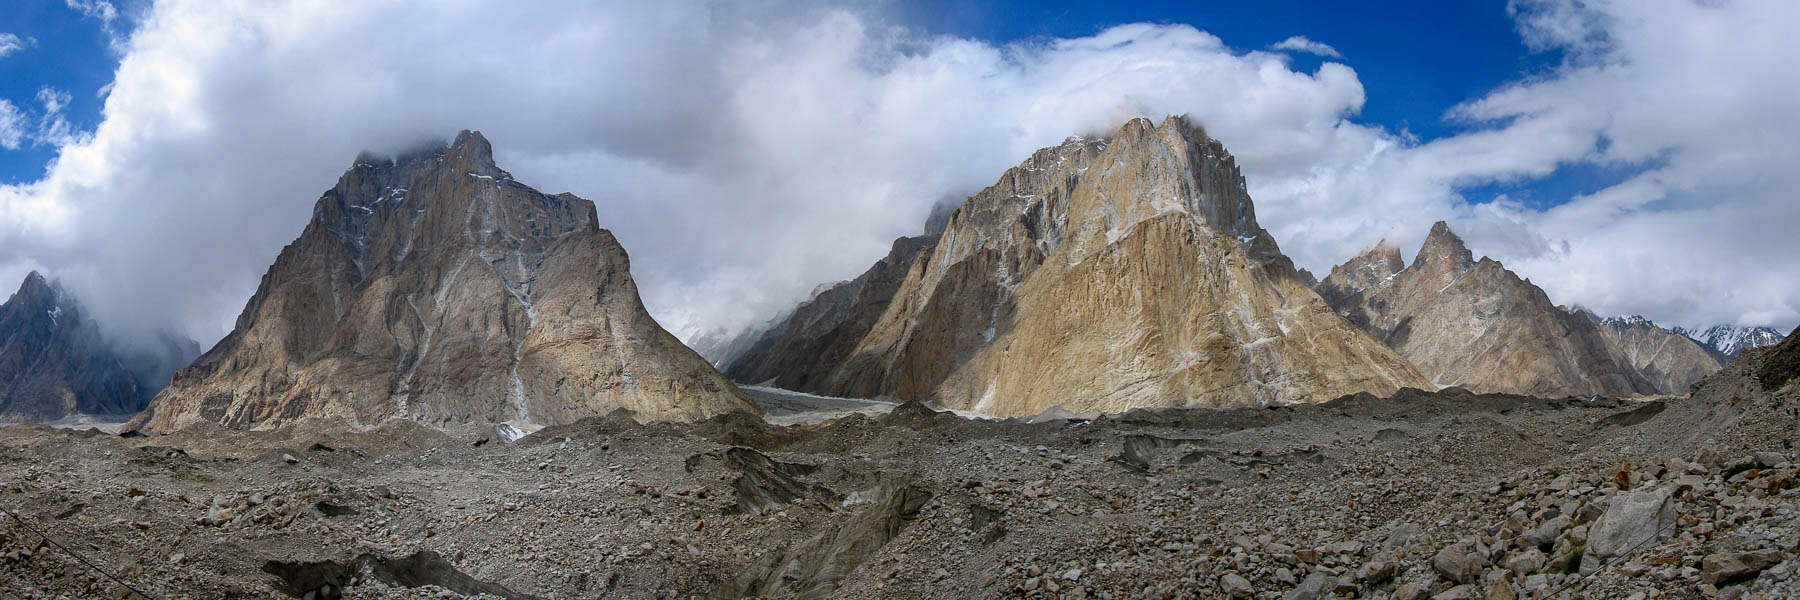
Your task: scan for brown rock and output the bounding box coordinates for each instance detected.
[723,234,935,391]
[1433,542,1483,584]
[1318,222,1659,397]
[129,131,755,432]
[1700,550,1784,585]
[742,117,1429,415]
[1393,582,1433,600]
[1586,313,1722,393]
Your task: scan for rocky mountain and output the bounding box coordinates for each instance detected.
[129,131,754,433]
[1673,324,1787,364]
[1755,325,1799,391]
[696,200,961,373]
[1583,313,1722,393]
[731,117,1429,415]
[721,234,938,390]
[687,321,778,369]
[1317,222,1659,397]
[0,272,199,422]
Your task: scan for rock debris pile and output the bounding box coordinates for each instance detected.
[1,340,1797,599]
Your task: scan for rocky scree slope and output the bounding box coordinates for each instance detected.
[129,131,754,433]
[731,116,1428,415]
[1318,221,1660,398]
[4,328,1800,599]
[0,272,198,422]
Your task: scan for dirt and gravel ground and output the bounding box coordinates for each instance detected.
[2,353,1798,600]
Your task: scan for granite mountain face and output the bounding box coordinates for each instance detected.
[702,202,956,376]
[728,117,1429,415]
[129,131,754,433]
[1317,222,1663,397]
[721,233,938,390]
[0,272,199,422]
[1585,313,1724,394]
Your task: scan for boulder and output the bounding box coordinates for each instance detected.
[1394,582,1432,600]
[1282,572,1329,600]
[1753,451,1786,469]
[1434,542,1484,584]
[1580,487,1676,575]
[1219,572,1253,598]
[1506,549,1547,576]
[1700,550,1785,585]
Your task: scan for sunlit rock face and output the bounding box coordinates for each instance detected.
[131,131,755,433]
[736,116,1430,416]
[1586,314,1722,394]
[1319,221,1660,398]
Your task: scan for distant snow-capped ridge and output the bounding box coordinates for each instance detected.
[1581,311,1784,364]
[1672,324,1787,361]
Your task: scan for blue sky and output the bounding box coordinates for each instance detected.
[3,1,1580,199]
[0,1,1796,343]
[895,0,1614,212]
[0,1,134,183]
[900,1,1555,138]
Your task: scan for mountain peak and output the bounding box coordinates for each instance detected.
[451,128,493,158]
[1096,114,1262,246]
[19,270,48,290]
[13,270,60,305]
[134,129,753,433]
[347,130,501,179]
[1413,221,1474,271]
[1367,238,1403,264]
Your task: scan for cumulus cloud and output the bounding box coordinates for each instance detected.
[1270,35,1343,58]
[0,33,33,58]
[0,0,1792,356]
[1240,0,1800,332]
[1450,0,1800,330]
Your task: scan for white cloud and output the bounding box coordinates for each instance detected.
[1270,35,1343,59]
[64,0,129,53]
[36,88,70,114]
[0,1,1384,347]
[0,88,85,152]
[65,0,118,24]
[31,87,80,147]
[0,0,1793,355]
[1443,0,1800,330]
[0,100,24,149]
[0,33,33,58]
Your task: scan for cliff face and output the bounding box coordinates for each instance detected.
[735,117,1429,415]
[130,132,753,433]
[0,273,197,422]
[1585,315,1723,394]
[721,234,936,390]
[1318,222,1660,398]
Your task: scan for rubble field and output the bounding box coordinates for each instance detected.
[3,352,1797,600]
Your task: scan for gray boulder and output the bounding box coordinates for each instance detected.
[1283,572,1330,600]
[1579,487,1676,575]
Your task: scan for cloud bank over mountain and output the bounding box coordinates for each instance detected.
[0,0,1793,349]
